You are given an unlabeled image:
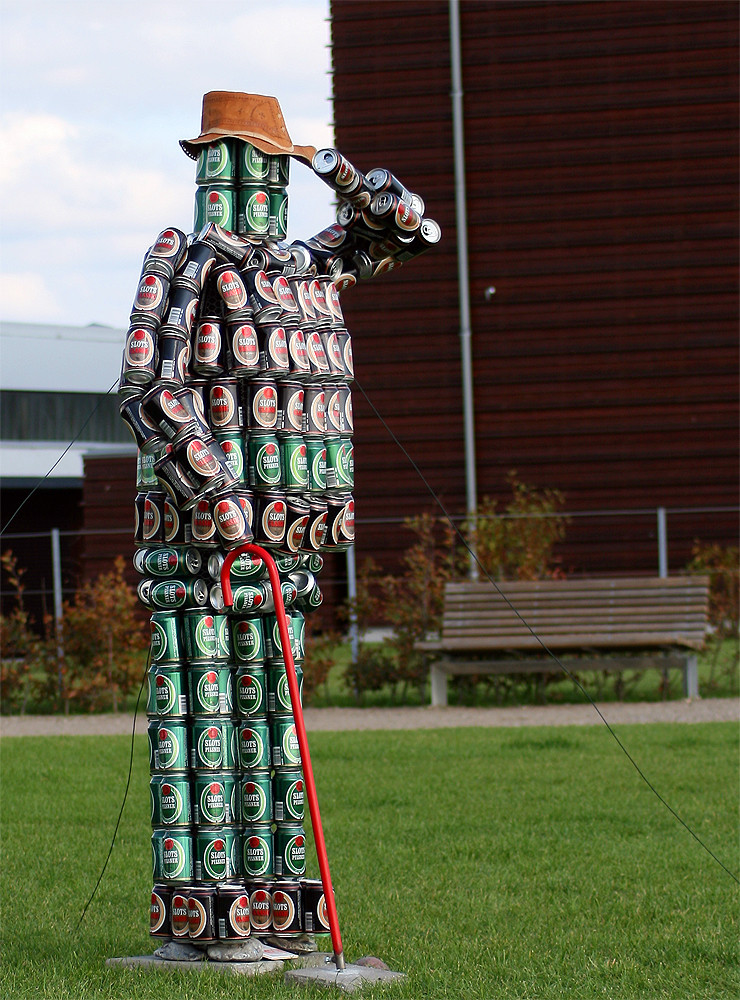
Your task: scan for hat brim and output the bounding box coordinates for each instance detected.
[180,133,316,165]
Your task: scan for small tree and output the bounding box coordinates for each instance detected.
[0,551,45,714]
[685,542,739,691]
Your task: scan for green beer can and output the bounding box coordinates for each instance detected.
[305,439,327,493]
[149,611,185,664]
[267,663,303,715]
[268,155,290,186]
[273,769,304,822]
[240,142,270,181]
[195,185,237,232]
[147,664,188,717]
[231,617,265,663]
[182,610,218,660]
[152,828,193,882]
[209,549,266,583]
[238,183,270,237]
[188,663,233,716]
[214,432,246,484]
[196,140,238,184]
[274,823,306,878]
[263,614,296,662]
[280,437,308,492]
[193,772,239,825]
[230,583,269,615]
[234,666,267,717]
[134,546,202,577]
[190,719,235,771]
[271,717,301,768]
[194,826,241,882]
[150,774,191,827]
[269,189,288,239]
[149,718,189,772]
[242,822,273,878]
[291,611,306,663]
[325,436,354,489]
[240,772,272,823]
[248,434,282,490]
[238,720,270,769]
[139,577,209,611]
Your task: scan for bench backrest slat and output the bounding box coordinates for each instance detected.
[439,577,710,651]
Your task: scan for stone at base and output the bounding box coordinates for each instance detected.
[154,940,205,961]
[355,956,390,970]
[284,963,406,993]
[207,939,264,962]
[266,933,317,954]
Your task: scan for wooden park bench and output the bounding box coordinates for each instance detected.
[415,577,710,707]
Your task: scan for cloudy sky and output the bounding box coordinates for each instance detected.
[0,0,334,329]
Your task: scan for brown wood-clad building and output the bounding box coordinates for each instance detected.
[329,0,738,576]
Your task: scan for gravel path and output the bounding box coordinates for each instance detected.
[1,698,737,737]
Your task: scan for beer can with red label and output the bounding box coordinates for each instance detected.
[160,284,199,339]
[245,379,279,431]
[188,888,217,941]
[150,883,172,937]
[271,881,302,935]
[131,272,170,323]
[120,395,166,454]
[142,490,166,545]
[217,885,252,939]
[214,433,246,485]
[144,228,188,279]
[247,880,273,934]
[208,378,243,431]
[252,491,287,547]
[301,879,331,934]
[286,325,310,378]
[198,222,254,266]
[211,490,254,550]
[154,332,190,388]
[301,498,328,552]
[170,889,191,937]
[213,263,250,314]
[323,493,355,550]
[173,240,216,293]
[312,148,365,197]
[153,449,199,509]
[304,329,331,380]
[121,321,157,386]
[192,317,225,376]
[257,323,290,377]
[302,386,327,437]
[280,495,310,552]
[226,315,260,377]
[244,269,281,322]
[277,382,304,436]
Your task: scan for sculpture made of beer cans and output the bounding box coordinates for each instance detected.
[119,96,438,952]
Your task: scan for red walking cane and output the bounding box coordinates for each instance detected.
[221,543,345,971]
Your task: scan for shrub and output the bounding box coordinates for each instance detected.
[685,542,739,692]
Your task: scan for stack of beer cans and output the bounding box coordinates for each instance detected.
[194,140,289,240]
[120,139,434,952]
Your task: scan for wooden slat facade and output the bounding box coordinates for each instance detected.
[330,0,739,576]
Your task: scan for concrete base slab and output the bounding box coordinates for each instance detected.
[106,954,287,977]
[284,963,406,992]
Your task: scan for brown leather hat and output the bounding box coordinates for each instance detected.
[180,91,316,164]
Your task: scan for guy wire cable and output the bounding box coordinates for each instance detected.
[76,647,150,930]
[354,376,739,886]
[0,376,121,537]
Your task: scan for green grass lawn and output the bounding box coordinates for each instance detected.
[1,723,738,999]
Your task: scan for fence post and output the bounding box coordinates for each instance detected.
[51,528,65,694]
[657,507,668,578]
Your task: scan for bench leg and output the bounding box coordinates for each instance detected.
[683,654,699,699]
[430,665,448,707]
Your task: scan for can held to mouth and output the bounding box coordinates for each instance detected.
[216,885,252,939]
[193,772,240,826]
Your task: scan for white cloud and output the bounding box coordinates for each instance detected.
[0,271,65,323]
